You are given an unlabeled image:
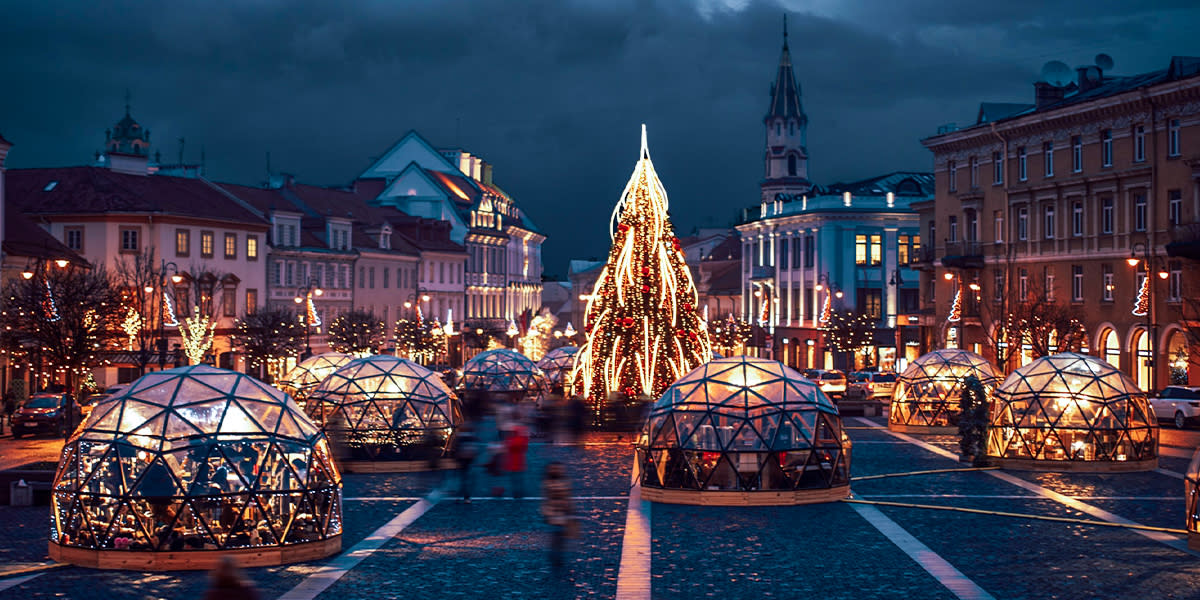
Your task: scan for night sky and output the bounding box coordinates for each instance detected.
[2,0,1198,277]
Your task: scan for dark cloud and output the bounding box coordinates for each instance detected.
[1,0,1197,276]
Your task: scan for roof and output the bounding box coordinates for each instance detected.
[568,259,605,276]
[826,172,935,197]
[0,133,11,147]
[766,25,805,122]
[976,102,1034,124]
[7,167,268,225]
[704,261,742,295]
[702,235,741,262]
[2,209,87,265]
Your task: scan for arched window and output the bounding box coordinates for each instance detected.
[1131,328,1151,391]
[1100,329,1120,370]
[1167,329,1190,385]
[787,155,797,176]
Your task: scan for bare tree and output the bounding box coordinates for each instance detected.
[112,247,165,375]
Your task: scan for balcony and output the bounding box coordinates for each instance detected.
[940,241,984,270]
[1166,222,1200,261]
[749,265,775,282]
[908,246,937,271]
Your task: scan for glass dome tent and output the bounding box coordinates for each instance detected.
[986,352,1158,472]
[307,355,462,472]
[536,346,578,390]
[49,365,342,570]
[636,356,851,506]
[1185,448,1200,549]
[459,348,548,403]
[277,352,354,405]
[889,349,1002,434]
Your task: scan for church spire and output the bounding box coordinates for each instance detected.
[766,14,804,122]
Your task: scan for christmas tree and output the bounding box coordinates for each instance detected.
[1132,274,1150,317]
[948,285,963,322]
[571,125,711,404]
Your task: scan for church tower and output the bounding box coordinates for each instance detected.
[761,16,811,203]
[98,93,152,175]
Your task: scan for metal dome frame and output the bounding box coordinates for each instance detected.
[459,348,549,403]
[636,356,851,506]
[49,365,342,570]
[536,346,578,389]
[277,352,355,405]
[889,349,1002,434]
[1185,448,1200,549]
[307,355,462,472]
[986,353,1158,472]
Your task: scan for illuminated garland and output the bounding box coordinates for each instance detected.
[163,293,179,327]
[329,310,385,356]
[179,307,216,365]
[948,286,962,322]
[394,317,439,363]
[571,125,711,403]
[709,314,752,353]
[1132,275,1150,317]
[519,309,557,360]
[306,296,322,327]
[121,306,142,351]
[822,310,875,354]
[819,293,832,324]
[44,279,60,322]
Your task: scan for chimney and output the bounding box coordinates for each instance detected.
[482,163,494,186]
[1076,66,1103,93]
[107,152,150,176]
[1034,82,1066,109]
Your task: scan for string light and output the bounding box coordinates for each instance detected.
[1132,274,1150,317]
[179,307,217,365]
[121,307,142,351]
[163,293,179,327]
[948,286,963,322]
[572,125,711,404]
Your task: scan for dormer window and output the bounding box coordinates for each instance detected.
[380,226,392,250]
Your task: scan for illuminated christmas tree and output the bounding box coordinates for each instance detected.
[1132,274,1150,317]
[572,125,711,403]
[948,286,963,322]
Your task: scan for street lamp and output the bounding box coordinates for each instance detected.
[1128,242,1166,392]
[156,261,181,370]
[294,278,323,360]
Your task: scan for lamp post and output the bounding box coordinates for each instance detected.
[1127,242,1168,392]
[889,269,904,371]
[156,261,182,370]
[294,278,324,360]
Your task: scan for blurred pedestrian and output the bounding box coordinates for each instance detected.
[454,424,480,502]
[505,424,529,498]
[567,395,588,443]
[541,461,574,570]
[204,556,259,600]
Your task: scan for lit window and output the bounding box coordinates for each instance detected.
[201,231,214,257]
[1102,264,1113,302]
[224,233,237,259]
[247,236,258,260]
[176,229,190,256]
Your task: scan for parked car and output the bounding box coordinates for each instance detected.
[849,371,897,402]
[1148,385,1200,429]
[805,369,847,399]
[78,393,110,421]
[12,393,70,438]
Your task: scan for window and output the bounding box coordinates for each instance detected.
[948,160,957,192]
[1102,264,1113,301]
[787,155,797,176]
[803,235,814,268]
[1169,118,1181,157]
[65,227,83,252]
[1018,268,1028,298]
[382,267,389,289]
[992,151,1003,184]
[1169,260,1182,301]
[855,235,867,265]
[222,287,236,317]
[1102,197,1114,234]
[247,236,258,260]
[1044,269,1055,301]
[1101,129,1113,167]
[224,233,237,259]
[1017,207,1028,240]
[948,216,958,243]
[1072,201,1083,236]
[169,229,187,256]
[342,265,350,289]
[1043,141,1054,177]
[1071,135,1082,172]
[369,267,375,289]
[200,231,214,258]
[1134,124,1145,162]
[314,264,324,289]
[272,261,282,286]
[993,269,1004,303]
[120,228,139,252]
[245,289,258,314]
[1044,204,1055,239]
[913,235,920,260]
[1018,146,1027,181]
[858,289,882,319]
[993,210,1004,243]
[285,262,294,286]
[359,267,366,288]
[898,235,910,265]
[969,156,978,188]
[1134,193,1147,232]
[965,212,977,242]
[440,262,446,283]
[1169,189,1182,226]
[1071,265,1083,302]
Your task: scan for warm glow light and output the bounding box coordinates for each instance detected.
[144,285,155,293]
[404,301,412,308]
[293,296,303,304]
[314,288,324,296]
[21,271,34,280]
[815,283,823,291]
[1126,257,1140,267]
[1157,270,1169,280]
[421,294,430,302]
[968,283,981,291]
[170,274,183,284]
[754,290,762,297]
[54,259,69,268]
[943,272,954,280]
[835,290,844,299]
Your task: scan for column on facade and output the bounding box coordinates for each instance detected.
[741,238,750,319]
[796,230,806,328]
[784,231,793,326]
[883,227,899,327]
[769,228,778,329]
[809,227,820,328]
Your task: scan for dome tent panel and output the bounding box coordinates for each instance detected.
[889,349,1001,433]
[278,352,356,403]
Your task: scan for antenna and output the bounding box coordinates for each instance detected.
[1095,53,1114,71]
[1040,60,1072,87]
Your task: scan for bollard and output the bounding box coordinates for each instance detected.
[10,479,32,506]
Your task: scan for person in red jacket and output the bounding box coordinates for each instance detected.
[504,424,530,498]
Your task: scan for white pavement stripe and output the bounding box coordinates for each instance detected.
[849,502,995,600]
[0,574,44,592]
[861,494,1181,500]
[344,495,628,502]
[1156,468,1186,480]
[853,418,1199,557]
[276,490,441,600]
[616,458,651,600]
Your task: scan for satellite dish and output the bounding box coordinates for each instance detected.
[1095,53,1115,71]
[1085,66,1101,84]
[1041,60,1072,87]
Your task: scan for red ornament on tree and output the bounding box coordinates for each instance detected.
[642,284,651,293]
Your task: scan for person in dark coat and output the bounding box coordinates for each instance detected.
[204,556,259,600]
[541,461,574,570]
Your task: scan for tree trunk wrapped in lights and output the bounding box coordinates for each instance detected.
[571,125,711,405]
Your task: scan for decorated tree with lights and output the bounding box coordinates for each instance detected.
[113,248,169,374]
[709,314,752,355]
[822,310,875,368]
[328,309,385,355]
[230,307,304,379]
[572,126,711,404]
[518,308,557,361]
[394,318,440,364]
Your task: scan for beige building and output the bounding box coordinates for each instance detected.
[920,55,1200,391]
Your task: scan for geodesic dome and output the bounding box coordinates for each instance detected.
[49,365,342,570]
[889,349,1001,432]
[460,348,548,402]
[986,353,1158,471]
[277,352,354,403]
[1186,448,1200,546]
[307,355,462,469]
[536,346,578,389]
[637,356,851,505]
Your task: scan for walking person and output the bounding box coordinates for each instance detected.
[454,424,480,502]
[541,461,574,571]
[504,424,530,498]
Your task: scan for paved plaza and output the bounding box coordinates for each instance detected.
[1,419,1200,599]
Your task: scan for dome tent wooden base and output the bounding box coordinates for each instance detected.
[887,423,958,435]
[990,456,1158,473]
[48,535,341,571]
[640,485,850,506]
[338,457,457,473]
[1189,531,1200,551]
